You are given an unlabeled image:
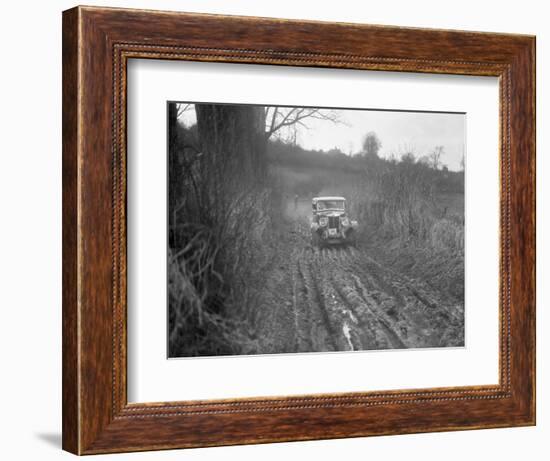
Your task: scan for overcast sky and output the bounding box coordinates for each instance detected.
[178,104,465,171]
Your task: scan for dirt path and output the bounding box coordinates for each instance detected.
[258,222,464,353]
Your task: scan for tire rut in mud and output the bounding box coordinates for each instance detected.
[290,252,312,353]
[321,248,407,350]
[261,222,463,353]
[343,246,464,348]
[308,248,361,352]
[298,254,338,352]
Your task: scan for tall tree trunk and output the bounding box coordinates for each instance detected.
[194,104,267,229]
[195,104,266,181]
[168,103,182,229]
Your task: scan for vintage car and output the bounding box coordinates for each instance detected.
[310,196,358,247]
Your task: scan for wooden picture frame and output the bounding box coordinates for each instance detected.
[62,5,535,455]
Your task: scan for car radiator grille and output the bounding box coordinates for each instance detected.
[328,216,340,229]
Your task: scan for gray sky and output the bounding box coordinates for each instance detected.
[179,105,465,171]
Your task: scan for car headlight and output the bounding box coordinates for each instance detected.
[319,217,328,226]
[341,217,350,227]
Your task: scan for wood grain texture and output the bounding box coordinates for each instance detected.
[62,5,536,455]
[62,7,79,454]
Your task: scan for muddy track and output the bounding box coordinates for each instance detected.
[260,224,464,353]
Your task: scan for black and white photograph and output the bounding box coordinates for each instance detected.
[168,102,465,358]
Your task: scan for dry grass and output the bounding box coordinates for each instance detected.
[168,179,282,357]
[351,162,465,302]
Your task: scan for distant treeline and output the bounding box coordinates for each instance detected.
[267,139,464,195]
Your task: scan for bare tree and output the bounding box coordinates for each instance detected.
[264,107,343,140]
[175,103,193,120]
[428,145,445,170]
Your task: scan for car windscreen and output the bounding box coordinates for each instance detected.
[317,200,345,210]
